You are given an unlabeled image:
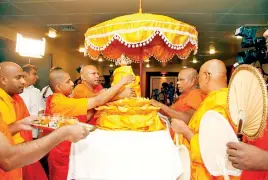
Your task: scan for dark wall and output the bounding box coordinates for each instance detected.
[0,38,51,89]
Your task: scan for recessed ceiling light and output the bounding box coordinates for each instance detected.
[209,48,215,54]
[146,64,150,68]
[109,64,114,67]
[192,59,198,63]
[182,66,187,68]
[48,28,57,38]
[98,57,103,62]
[79,47,85,53]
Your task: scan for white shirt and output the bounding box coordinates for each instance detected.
[40,85,53,110]
[20,85,43,115]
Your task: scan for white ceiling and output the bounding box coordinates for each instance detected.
[0,0,267,67]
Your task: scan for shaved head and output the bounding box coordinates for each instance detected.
[199,59,227,94]
[0,62,25,95]
[48,70,66,92]
[80,65,100,88]
[180,68,198,79]
[200,59,226,76]
[0,62,22,76]
[177,68,199,93]
[48,70,74,96]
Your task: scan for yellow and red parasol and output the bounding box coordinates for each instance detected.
[84,0,198,93]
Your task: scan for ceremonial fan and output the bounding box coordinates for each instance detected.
[199,110,241,180]
[228,64,268,140]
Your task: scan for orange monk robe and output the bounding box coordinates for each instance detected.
[0,116,22,180]
[181,88,240,180]
[0,88,24,144]
[72,83,103,98]
[171,89,205,112]
[240,118,268,180]
[12,95,47,180]
[45,93,88,180]
[72,83,103,125]
[169,89,205,138]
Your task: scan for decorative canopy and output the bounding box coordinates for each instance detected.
[84,13,198,63]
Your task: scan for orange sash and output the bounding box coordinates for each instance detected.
[13,94,47,180]
[12,95,32,141]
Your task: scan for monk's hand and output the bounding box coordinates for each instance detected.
[64,124,90,143]
[150,99,163,108]
[171,118,194,141]
[120,75,135,85]
[119,87,136,98]
[112,87,136,101]
[18,115,39,131]
[227,142,268,171]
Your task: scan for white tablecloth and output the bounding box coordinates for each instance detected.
[68,129,183,180]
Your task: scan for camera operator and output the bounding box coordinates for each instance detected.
[227,29,268,180]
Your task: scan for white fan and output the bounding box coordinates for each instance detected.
[199,110,241,179]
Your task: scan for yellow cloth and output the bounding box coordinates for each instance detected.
[48,93,88,117]
[85,13,198,49]
[95,66,163,131]
[0,88,24,144]
[112,66,141,97]
[95,98,165,131]
[181,88,240,180]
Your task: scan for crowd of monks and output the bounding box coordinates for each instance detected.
[0,29,267,180]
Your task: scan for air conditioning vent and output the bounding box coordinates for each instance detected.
[47,24,78,32]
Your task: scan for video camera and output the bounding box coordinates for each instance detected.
[235,26,267,65]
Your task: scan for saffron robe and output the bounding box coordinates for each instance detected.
[181,88,240,180]
[0,113,22,180]
[72,83,103,125]
[45,93,88,180]
[170,89,205,138]
[0,88,46,180]
[13,94,47,180]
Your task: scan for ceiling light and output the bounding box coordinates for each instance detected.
[209,48,215,54]
[182,66,187,68]
[109,64,114,67]
[98,57,103,62]
[48,28,57,38]
[192,57,198,63]
[236,36,242,39]
[146,64,150,68]
[79,47,85,53]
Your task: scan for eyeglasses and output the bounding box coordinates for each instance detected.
[197,72,212,78]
